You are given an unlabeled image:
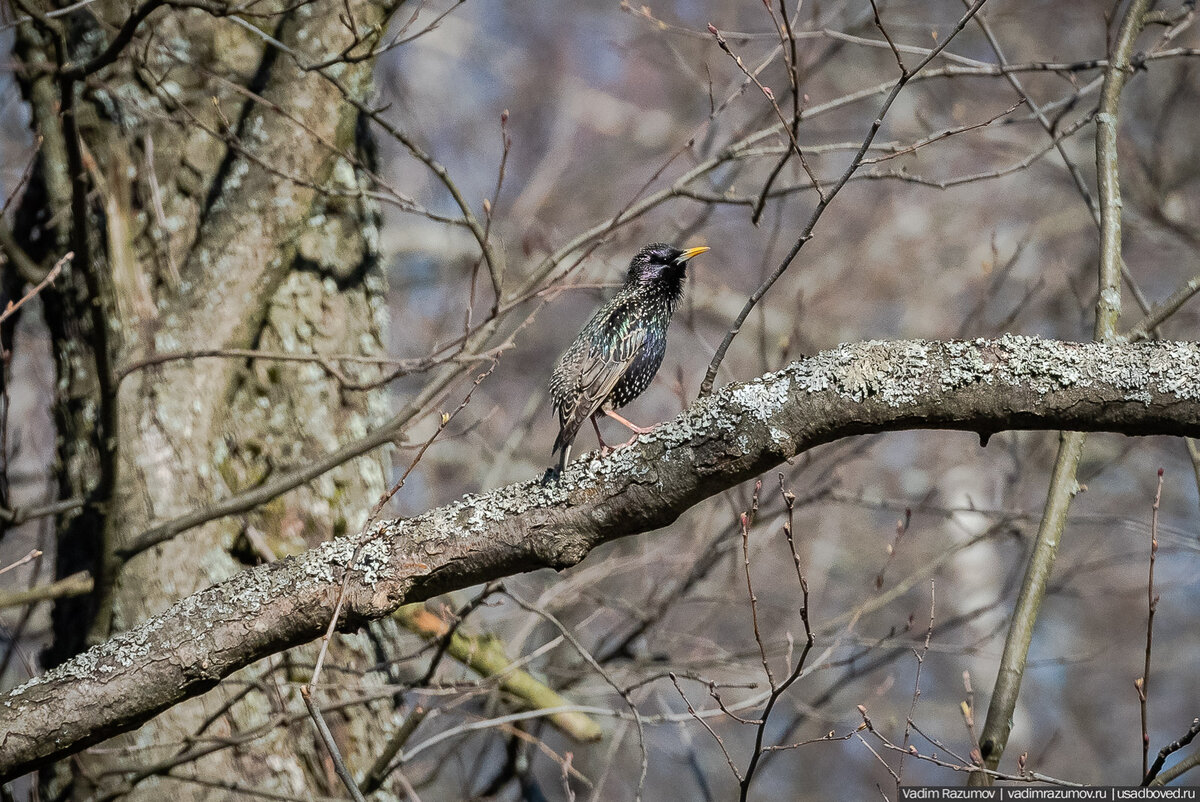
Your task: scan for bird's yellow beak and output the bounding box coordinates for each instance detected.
[679,246,710,262]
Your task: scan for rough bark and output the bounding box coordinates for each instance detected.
[9,0,404,797]
[2,335,1199,783]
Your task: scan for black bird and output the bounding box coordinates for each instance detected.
[548,242,709,478]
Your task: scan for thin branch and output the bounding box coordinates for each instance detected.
[300,686,367,802]
[699,0,991,397]
[358,706,427,796]
[740,482,774,689]
[861,710,1082,786]
[1145,717,1200,785]
[869,0,906,73]
[0,219,49,285]
[505,590,650,801]
[113,346,481,388]
[1122,273,1200,342]
[0,251,69,324]
[0,549,41,577]
[858,100,1025,165]
[0,496,86,526]
[707,24,823,200]
[896,582,936,791]
[1095,0,1153,342]
[669,672,743,783]
[394,600,602,742]
[1137,468,1164,777]
[1149,747,1200,787]
[748,0,807,224]
[739,477,815,801]
[972,0,1153,783]
[0,570,92,610]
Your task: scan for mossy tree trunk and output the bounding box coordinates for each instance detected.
[11,0,404,797]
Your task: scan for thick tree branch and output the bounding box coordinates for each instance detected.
[3,336,1200,781]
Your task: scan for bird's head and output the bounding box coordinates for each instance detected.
[626,242,710,288]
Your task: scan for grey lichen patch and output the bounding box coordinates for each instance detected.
[940,340,996,390]
[300,537,357,583]
[730,374,791,422]
[660,390,741,447]
[990,334,1092,394]
[287,521,416,588]
[2,550,312,702]
[6,594,199,695]
[1140,342,1200,401]
[802,339,932,406]
[584,441,661,482]
[939,336,1200,404]
[400,477,561,545]
[351,535,392,587]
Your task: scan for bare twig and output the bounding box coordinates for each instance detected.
[0,549,41,577]
[739,477,816,801]
[396,600,602,740]
[876,507,911,590]
[0,496,86,526]
[1095,0,1154,343]
[861,710,1082,786]
[1144,717,1200,785]
[740,481,774,689]
[869,0,906,73]
[358,706,427,795]
[505,590,650,801]
[699,0,990,397]
[0,251,69,324]
[707,24,823,200]
[669,672,743,782]
[858,100,1025,166]
[748,0,808,224]
[0,218,49,285]
[114,346,482,389]
[1123,273,1200,343]
[1137,468,1164,777]
[300,686,367,802]
[1148,747,1200,787]
[0,570,92,610]
[897,582,936,790]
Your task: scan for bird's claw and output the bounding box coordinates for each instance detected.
[599,434,641,457]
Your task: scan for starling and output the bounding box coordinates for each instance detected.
[547,242,709,478]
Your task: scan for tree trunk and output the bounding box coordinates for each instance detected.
[12,0,404,797]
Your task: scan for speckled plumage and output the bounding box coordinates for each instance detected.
[548,242,709,477]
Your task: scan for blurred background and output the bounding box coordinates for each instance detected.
[3,0,1200,798]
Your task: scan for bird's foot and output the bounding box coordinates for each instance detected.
[614,426,659,451]
[615,433,642,450]
[603,409,657,436]
[591,415,615,456]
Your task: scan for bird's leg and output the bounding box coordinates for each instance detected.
[591,414,615,455]
[603,409,657,448]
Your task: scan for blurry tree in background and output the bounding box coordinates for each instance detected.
[1,0,1200,799]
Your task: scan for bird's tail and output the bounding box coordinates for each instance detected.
[542,428,575,484]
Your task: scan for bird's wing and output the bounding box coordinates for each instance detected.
[579,325,646,410]
[555,324,646,450]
